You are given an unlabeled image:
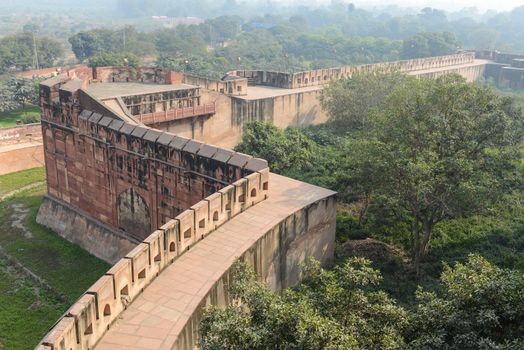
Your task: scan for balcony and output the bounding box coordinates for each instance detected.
[136,103,216,125]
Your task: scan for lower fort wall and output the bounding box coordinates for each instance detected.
[0,123,45,175]
[37,195,139,263]
[174,194,336,350]
[36,165,271,350]
[0,143,44,175]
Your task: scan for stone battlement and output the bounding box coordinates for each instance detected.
[36,163,269,350]
[231,52,476,89]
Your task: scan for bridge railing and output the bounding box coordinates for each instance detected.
[36,151,269,350]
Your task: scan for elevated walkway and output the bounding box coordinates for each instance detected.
[94,173,336,350]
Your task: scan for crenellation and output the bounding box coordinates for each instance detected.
[66,294,97,350]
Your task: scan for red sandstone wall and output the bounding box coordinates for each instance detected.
[41,80,267,240]
[0,144,44,175]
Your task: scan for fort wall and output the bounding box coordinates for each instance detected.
[0,123,42,143]
[37,173,334,350]
[0,143,44,175]
[39,75,269,259]
[36,158,271,350]
[231,53,476,89]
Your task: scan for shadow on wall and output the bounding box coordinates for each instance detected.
[117,188,151,239]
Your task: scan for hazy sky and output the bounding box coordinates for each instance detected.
[297,0,522,12]
[358,0,523,11]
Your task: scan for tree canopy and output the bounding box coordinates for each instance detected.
[0,32,63,73]
[200,258,407,350]
[201,255,524,349]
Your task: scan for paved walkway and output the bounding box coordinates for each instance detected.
[95,173,335,350]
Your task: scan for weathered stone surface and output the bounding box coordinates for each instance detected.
[37,196,138,264]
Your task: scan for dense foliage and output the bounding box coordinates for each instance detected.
[201,256,524,350]
[236,74,524,270]
[0,77,39,114]
[200,258,408,350]
[405,255,524,349]
[0,32,63,73]
[88,52,142,68]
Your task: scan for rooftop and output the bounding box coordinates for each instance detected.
[86,82,198,99]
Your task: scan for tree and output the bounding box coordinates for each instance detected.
[401,32,461,59]
[156,54,230,79]
[406,255,524,349]
[355,74,523,270]
[200,258,407,350]
[69,27,154,62]
[234,122,317,173]
[320,70,407,131]
[0,77,38,113]
[0,33,63,73]
[88,52,142,68]
[7,77,38,111]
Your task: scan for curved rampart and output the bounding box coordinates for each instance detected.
[35,149,270,350]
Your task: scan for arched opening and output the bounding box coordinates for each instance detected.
[138,269,146,279]
[213,211,219,221]
[169,242,176,252]
[120,285,129,296]
[199,219,206,228]
[103,304,111,317]
[250,188,257,198]
[84,324,93,335]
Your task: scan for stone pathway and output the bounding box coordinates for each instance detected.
[95,173,336,350]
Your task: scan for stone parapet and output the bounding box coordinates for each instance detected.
[35,153,269,350]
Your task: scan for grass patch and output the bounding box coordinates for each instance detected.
[0,106,40,127]
[0,169,110,348]
[0,167,45,196]
[0,257,66,350]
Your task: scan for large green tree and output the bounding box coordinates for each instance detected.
[401,32,461,59]
[235,122,318,174]
[355,74,523,269]
[0,77,38,113]
[320,70,407,130]
[88,52,142,68]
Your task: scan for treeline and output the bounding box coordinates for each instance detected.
[113,1,524,52]
[201,256,524,349]
[67,19,459,78]
[0,29,63,73]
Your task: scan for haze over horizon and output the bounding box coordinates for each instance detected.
[293,0,522,12]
